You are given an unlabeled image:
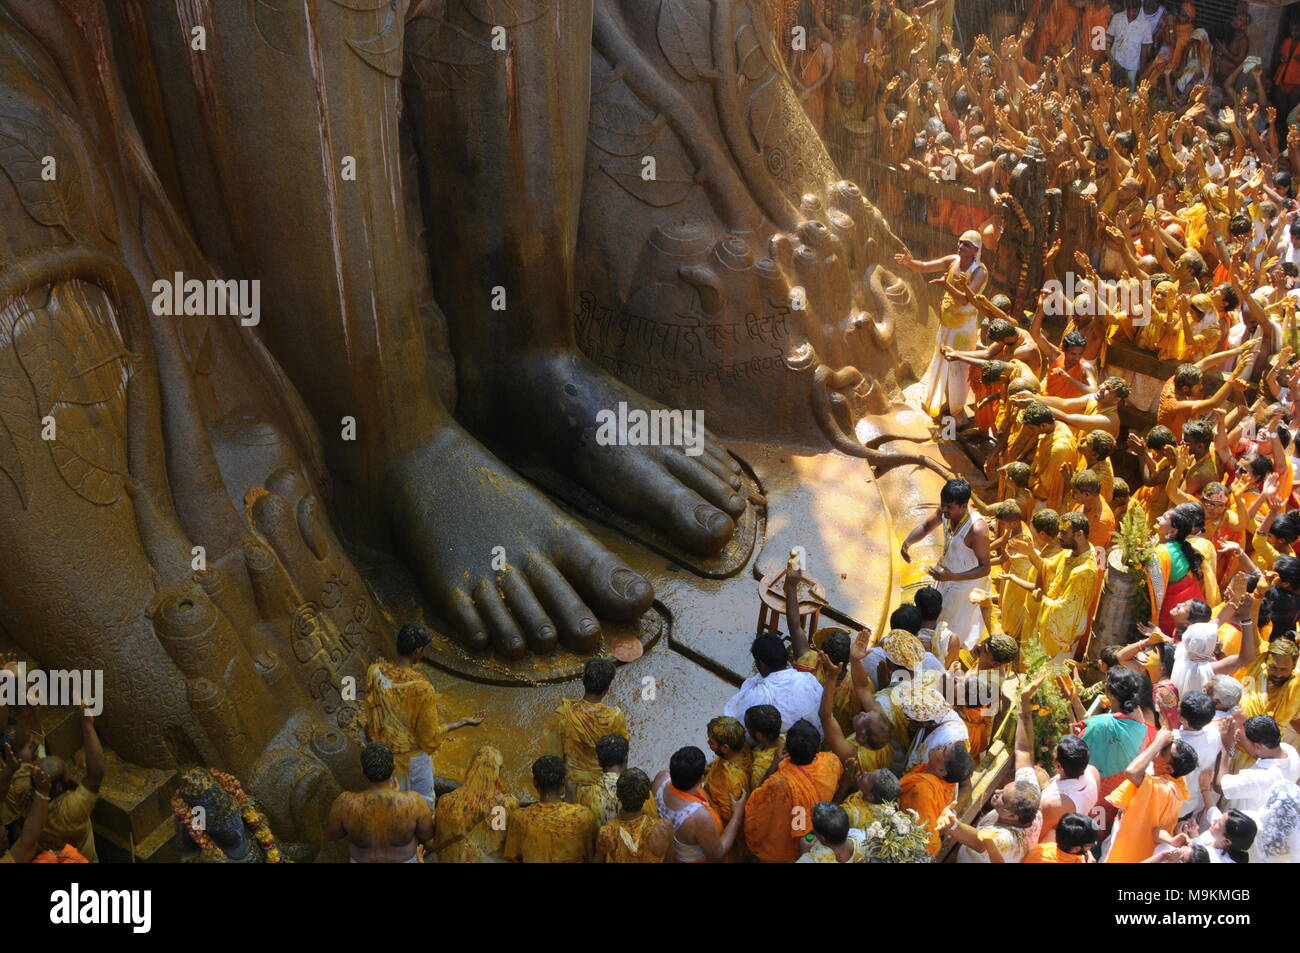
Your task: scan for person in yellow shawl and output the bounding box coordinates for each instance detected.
[364,622,483,809]
[1004,512,1100,658]
[1012,376,1127,439]
[543,657,627,804]
[503,756,598,863]
[1240,638,1300,749]
[594,769,672,863]
[432,745,518,863]
[819,660,894,781]
[990,501,1035,640]
[574,733,656,828]
[841,768,900,832]
[702,716,751,861]
[1019,401,1078,512]
[1069,469,1116,550]
[1080,429,1118,504]
[745,704,785,790]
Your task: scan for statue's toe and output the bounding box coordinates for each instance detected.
[525,555,603,654]
[663,453,747,517]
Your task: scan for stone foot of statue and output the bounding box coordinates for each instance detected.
[387,421,654,659]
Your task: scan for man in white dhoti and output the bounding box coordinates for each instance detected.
[895,230,988,429]
[900,478,991,651]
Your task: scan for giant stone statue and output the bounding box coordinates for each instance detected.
[0,0,939,858]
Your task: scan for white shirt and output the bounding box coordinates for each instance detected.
[1221,743,1300,814]
[1192,807,1235,863]
[1042,768,1100,821]
[724,667,823,735]
[1173,726,1222,818]
[1107,12,1154,71]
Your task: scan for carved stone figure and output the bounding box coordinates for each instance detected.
[0,0,934,855]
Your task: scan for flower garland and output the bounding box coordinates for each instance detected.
[863,802,934,863]
[171,768,284,863]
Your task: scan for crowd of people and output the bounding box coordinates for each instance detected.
[6,0,1300,867]
[879,0,1300,863]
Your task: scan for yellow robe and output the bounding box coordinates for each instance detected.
[595,815,671,863]
[840,793,888,832]
[503,802,598,863]
[998,523,1036,640]
[1032,421,1078,512]
[1079,456,1116,505]
[1023,540,1062,634]
[543,698,628,788]
[750,737,784,791]
[363,660,449,772]
[573,771,657,829]
[704,755,751,862]
[1187,537,1220,607]
[1036,546,1101,657]
[1241,665,1300,749]
[434,789,519,863]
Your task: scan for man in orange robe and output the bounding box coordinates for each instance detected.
[899,742,974,854]
[743,720,842,863]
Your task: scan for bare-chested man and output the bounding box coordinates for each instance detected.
[327,742,434,864]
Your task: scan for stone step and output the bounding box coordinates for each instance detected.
[94,812,180,864]
[64,749,178,852]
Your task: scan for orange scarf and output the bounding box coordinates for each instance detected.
[669,783,722,834]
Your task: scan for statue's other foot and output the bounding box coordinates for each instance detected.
[387,423,653,659]
[471,352,748,557]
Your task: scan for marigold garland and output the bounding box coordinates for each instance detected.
[171,768,284,863]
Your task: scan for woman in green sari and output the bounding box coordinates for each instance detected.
[1080,667,1156,844]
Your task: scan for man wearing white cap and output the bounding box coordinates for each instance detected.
[896,679,969,772]
[894,230,987,431]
